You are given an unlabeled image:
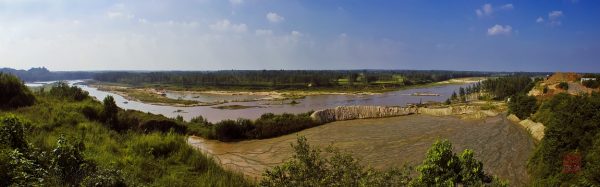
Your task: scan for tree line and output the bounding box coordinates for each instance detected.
[93,70,495,89]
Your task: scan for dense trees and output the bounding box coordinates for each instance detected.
[529,93,600,186]
[93,70,494,91]
[508,94,538,119]
[202,112,319,141]
[0,73,35,109]
[481,75,535,100]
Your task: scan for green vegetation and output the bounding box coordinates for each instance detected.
[448,82,482,104]
[0,73,35,109]
[0,77,251,186]
[124,89,201,105]
[528,93,600,186]
[261,137,506,186]
[481,75,536,100]
[93,70,493,92]
[189,112,320,141]
[508,94,538,119]
[412,139,507,186]
[557,82,569,90]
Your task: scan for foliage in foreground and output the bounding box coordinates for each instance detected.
[529,93,600,186]
[0,79,251,186]
[261,137,507,187]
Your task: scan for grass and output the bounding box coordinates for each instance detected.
[1,93,253,186]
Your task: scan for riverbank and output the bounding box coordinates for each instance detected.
[188,113,535,186]
[87,77,486,107]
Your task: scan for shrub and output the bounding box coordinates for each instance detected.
[48,82,89,101]
[508,94,538,119]
[557,82,569,90]
[582,80,600,89]
[139,119,186,134]
[261,136,412,186]
[51,135,93,186]
[411,139,506,186]
[0,73,35,109]
[130,132,184,158]
[212,119,253,141]
[101,96,119,130]
[0,114,29,151]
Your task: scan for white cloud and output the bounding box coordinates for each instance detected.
[500,4,514,10]
[549,11,563,20]
[229,0,243,5]
[487,24,512,36]
[291,30,302,37]
[536,11,564,26]
[209,19,247,33]
[476,4,493,17]
[266,12,285,23]
[255,29,273,36]
[106,11,134,20]
[476,3,513,18]
[536,17,544,23]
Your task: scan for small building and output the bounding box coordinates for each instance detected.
[581,78,597,83]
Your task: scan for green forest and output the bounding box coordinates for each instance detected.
[92,70,496,92]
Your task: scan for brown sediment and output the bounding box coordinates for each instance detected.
[188,114,535,186]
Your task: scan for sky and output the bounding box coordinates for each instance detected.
[0,0,599,72]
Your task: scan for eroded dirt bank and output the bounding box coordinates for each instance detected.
[188,114,535,186]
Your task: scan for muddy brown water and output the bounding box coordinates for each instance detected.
[188,114,535,186]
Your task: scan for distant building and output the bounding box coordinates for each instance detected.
[581,78,597,83]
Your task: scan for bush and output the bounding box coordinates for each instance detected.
[130,132,184,158]
[508,94,538,119]
[261,136,412,186]
[557,82,569,90]
[0,114,29,151]
[411,139,506,186]
[139,119,186,134]
[0,73,35,109]
[101,96,119,130]
[51,135,93,186]
[48,82,89,101]
[212,119,253,141]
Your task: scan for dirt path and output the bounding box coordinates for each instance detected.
[188,114,535,186]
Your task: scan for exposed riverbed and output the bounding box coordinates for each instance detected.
[188,114,535,186]
[77,83,473,122]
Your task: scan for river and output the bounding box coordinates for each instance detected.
[75,82,470,122]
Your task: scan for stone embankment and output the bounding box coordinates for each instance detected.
[507,114,545,141]
[310,106,417,123]
[310,105,495,123]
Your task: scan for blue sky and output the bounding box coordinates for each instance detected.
[1,0,599,72]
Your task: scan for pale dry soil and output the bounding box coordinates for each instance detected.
[188,114,535,186]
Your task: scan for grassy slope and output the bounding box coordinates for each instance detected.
[1,95,252,186]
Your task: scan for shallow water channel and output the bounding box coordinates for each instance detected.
[76,82,470,122]
[188,114,535,186]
